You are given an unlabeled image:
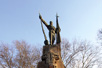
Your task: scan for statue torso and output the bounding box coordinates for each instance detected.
[48,25,56,34]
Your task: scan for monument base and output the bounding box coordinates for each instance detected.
[37,44,65,68]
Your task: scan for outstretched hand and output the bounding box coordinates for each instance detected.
[39,14,42,19]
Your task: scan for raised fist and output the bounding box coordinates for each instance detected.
[39,14,42,19]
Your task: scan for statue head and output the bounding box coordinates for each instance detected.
[50,21,53,26]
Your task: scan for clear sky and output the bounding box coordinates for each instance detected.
[0,0,102,46]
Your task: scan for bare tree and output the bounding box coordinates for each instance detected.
[0,43,15,68]
[14,40,41,68]
[0,39,101,68]
[61,39,101,68]
[0,41,41,68]
[97,29,102,40]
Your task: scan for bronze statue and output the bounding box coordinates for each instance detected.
[39,14,61,45]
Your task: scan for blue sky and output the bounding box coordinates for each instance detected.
[0,0,102,46]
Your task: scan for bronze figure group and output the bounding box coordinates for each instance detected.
[39,14,61,45]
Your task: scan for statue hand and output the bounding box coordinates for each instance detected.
[39,14,42,19]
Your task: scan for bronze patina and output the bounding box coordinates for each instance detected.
[39,14,61,45]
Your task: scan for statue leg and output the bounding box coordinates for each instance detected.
[52,34,55,45]
[49,32,52,45]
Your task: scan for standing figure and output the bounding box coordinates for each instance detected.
[39,14,56,45]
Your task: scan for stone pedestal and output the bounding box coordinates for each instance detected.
[37,44,65,68]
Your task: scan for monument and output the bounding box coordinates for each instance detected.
[37,14,65,68]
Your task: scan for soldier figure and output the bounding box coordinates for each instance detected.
[39,15,56,45]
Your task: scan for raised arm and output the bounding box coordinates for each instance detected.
[39,14,48,27]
